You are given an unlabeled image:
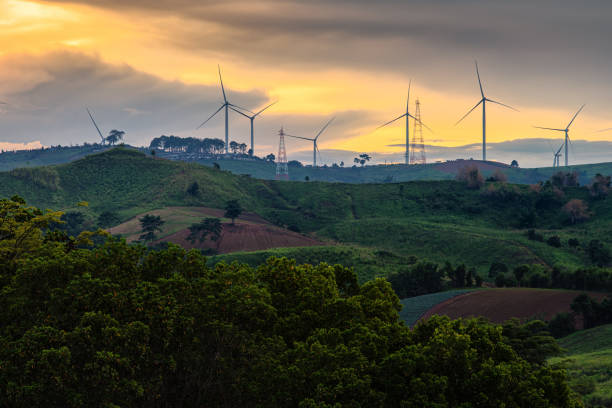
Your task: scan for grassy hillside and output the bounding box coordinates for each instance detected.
[2,147,612,274]
[3,144,612,185]
[551,325,612,407]
[208,245,418,283]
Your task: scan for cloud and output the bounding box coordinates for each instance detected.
[39,0,612,115]
[0,51,375,152]
[0,51,268,145]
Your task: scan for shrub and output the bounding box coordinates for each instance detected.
[588,240,611,267]
[548,313,576,338]
[457,165,484,189]
[568,238,580,248]
[546,235,562,248]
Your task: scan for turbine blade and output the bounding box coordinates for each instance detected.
[455,99,483,126]
[254,101,277,117]
[486,98,519,112]
[567,104,585,129]
[285,134,313,141]
[228,103,255,115]
[314,117,335,140]
[86,108,104,141]
[197,104,224,129]
[377,113,406,129]
[533,126,565,132]
[406,80,411,113]
[597,127,612,133]
[475,60,484,98]
[218,65,227,103]
[406,112,434,133]
[316,144,323,165]
[229,106,250,118]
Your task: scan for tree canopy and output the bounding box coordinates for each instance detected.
[0,197,584,407]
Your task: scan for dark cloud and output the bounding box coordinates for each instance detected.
[41,0,612,114]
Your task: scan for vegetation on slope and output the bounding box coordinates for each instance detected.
[551,325,612,407]
[0,197,584,407]
[1,147,612,274]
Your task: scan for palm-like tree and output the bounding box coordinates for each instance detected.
[106,129,125,145]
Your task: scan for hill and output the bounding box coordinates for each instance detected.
[2,147,612,274]
[551,325,612,407]
[3,144,612,185]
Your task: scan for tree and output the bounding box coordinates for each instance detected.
[588,239,611,267]
[97,211,120,233]
[229,141,238,154]
[358,153,371,167]
[238,143,247,155]
[139,214,164,242]
[562,199,590,224]
[340,161,344,167]
[105,129,125,145]
[224,200,242,225]
[187,218,222,244]
[457,165,484,189]
[547,235,562,248]
[589,173,611,198]
[0,201,585,408]
[488,262,508,278]
[265,153,275,162]
[186,181,199,197]
[513,265,529,287]
[510,159,519,168]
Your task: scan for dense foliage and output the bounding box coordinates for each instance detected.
[0,197,583,407]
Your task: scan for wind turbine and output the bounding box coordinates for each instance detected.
[377,81,432,165]
[552,143,563,167]
[86,108,105,145]
[456,61,518,161]
[230,101,277,156]
[534,104,584,167]
[197,65,249,154]
[285,117,335,167]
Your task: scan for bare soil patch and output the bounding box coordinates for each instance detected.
[419,288,608,327]
[155,222,323,254]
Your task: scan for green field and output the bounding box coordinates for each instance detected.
[551,325,612,407]
[208,245,418,283]
[399,290,474,327]
[1,147,612,275]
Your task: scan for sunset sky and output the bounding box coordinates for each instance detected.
[1,0,612,167]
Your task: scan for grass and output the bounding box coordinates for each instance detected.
[207,245,416,283]
[398,290,474,327]
[1,147,612,274]
[550,325,612,407]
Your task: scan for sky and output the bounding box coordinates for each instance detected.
[1,0,612,167]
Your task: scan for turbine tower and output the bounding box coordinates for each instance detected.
[197,65,249,154]
[276,127,289,180]
[377,80,431,165]
[456,61,518,161]
[231,101,277,156]
[534,104,584,167]
[553,143,563,167]
[86,108,105,145]
[285,117,335,167]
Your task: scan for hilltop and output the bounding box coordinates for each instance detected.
[2,143,612,184]
[1,147,612,274]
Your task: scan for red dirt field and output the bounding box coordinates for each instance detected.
[155,222,323,254]
[419,288,608,326]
